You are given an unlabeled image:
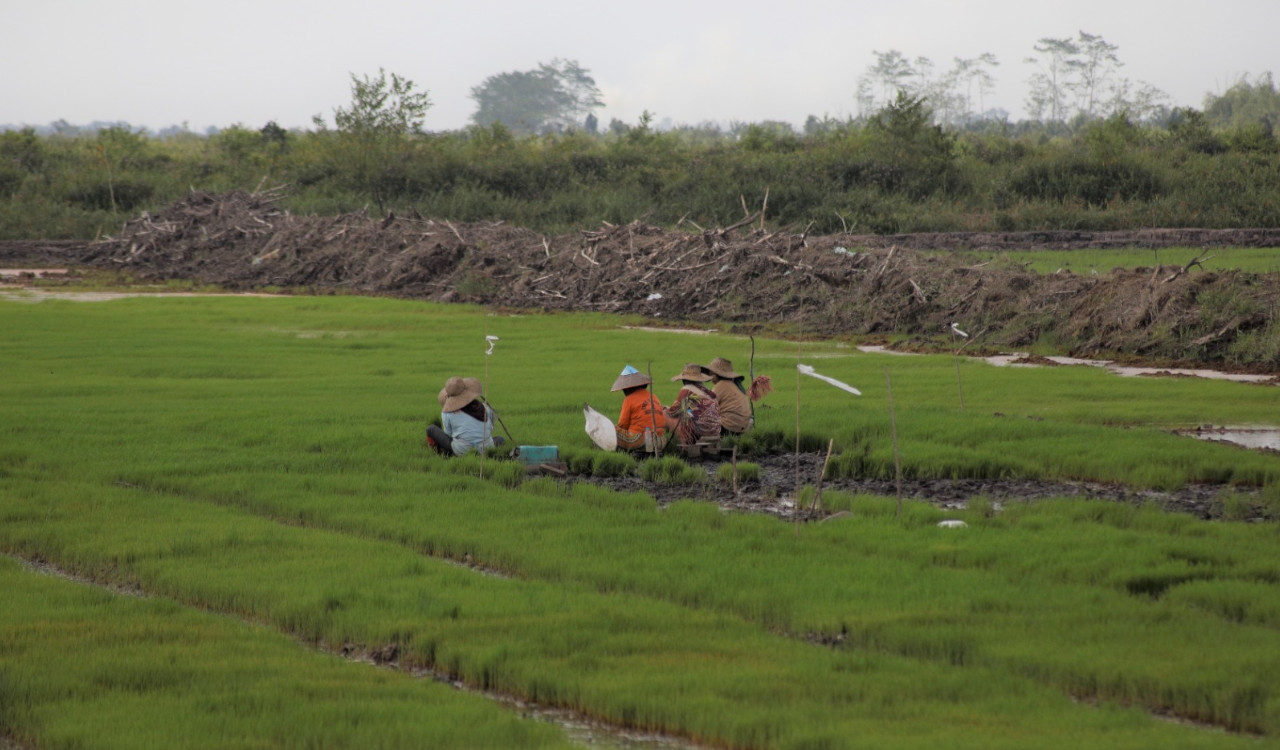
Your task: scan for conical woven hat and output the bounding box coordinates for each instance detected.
[611,364,652,391]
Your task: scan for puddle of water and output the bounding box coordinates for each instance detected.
[976,352,1273,385]
[1106,365,1274,384]
[1,288,282,303]
[620,325,719,336]
[0,268,68,278]
[856,345,924,357]
[1177,426,1280,451]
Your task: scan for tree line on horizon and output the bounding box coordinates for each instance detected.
[1,39,1277,243]
[6,31,1277,139]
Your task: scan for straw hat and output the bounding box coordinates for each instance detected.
[611,364,652,392]
[438,376,483,412]
[670,362,711,382]
[704,357,740,380]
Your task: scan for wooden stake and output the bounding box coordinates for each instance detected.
[814,438,834,512]
[731,445,739,499]
[884,368,903,518]
[481,314,489,480]
[794,338,802,499]
[794,336,802,538]
[646,360,663,459]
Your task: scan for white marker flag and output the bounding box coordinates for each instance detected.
[796,364,862,396]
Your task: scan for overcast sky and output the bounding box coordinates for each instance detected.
[3,0,1277,133]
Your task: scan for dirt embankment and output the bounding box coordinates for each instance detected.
[4,189,1280,370]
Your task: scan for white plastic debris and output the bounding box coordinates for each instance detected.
[583,403,617,451]
[796,364,861,396]
[937,519,967,528]
[646,292,663,301]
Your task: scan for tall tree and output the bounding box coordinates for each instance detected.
[1025,36,1079,122]
[1025,31,1163,124]
[858,50,999,128]
[470,59,603,136]
[330,68,432,137]
[952,53,1000,122]
[1066,31,1121,120]
[856,50,918,116]
[318,68,432,210]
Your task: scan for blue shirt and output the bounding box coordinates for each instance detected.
[441,405,496,456]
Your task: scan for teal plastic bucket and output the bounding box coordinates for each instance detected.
[517,445,559,464]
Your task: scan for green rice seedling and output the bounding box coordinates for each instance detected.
[939,246,1280,275]
[485,459,527,488]
[10,480,1244,750]
[716,461,760,484]
[639,456,706,485]
[1214,490,1259,521]
[0,558,577,750]
[520,476,572,498]
[591,450,635,477]
[8,295,1280,745]
[565,449,596,475]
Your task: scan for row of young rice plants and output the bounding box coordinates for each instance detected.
[746,346,1280,488]
[935,245,1280,276]
[3,294,1280,745]
[4,471,1273,750]
[0,556,578,750]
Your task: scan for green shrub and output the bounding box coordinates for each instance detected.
[639,456,705,485]
[484,460,526,489]
[563,448,596,476]
[716,461,760,484]
[591,451,636,478]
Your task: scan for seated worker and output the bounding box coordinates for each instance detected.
[426,376,502,456]
[611,365,665,452]
[664,362,721,454]
[702,357,752,435]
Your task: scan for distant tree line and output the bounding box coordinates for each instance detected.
[1,63,1278,241]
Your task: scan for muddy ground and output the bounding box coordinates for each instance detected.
[565,449,1270,523]
[5,189,1280,371]
[3,190,1278,522]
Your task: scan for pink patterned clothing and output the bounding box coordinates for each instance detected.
[665,383,721,445]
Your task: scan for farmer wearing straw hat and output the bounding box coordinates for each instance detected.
[611,365,665,452]
[702,357,753,435]
[663,363,721,453]
[426,376,502,456]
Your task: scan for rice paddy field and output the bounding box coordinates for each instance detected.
[4,291,1280,749]
[945,245,1280,276]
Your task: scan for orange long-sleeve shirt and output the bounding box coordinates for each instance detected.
[616,390,665,435]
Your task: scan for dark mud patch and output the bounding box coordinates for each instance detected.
[571,451,1269,523]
